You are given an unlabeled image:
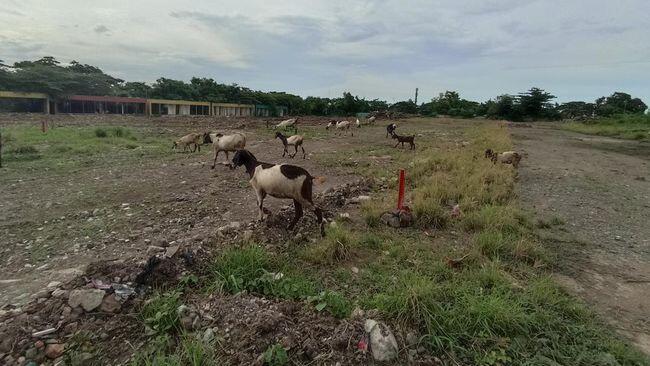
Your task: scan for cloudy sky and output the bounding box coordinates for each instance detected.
[1,0,649,103]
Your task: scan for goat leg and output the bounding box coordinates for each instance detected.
[301,146,306,159]
[288,200,303,230]
[211,150,220,169]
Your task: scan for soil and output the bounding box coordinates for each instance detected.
[513,124,650,354]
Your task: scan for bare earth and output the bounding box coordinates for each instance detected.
[513,125,650,354]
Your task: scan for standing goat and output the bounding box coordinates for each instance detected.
[231,150,325,236]
[356,118,361,128]
[173,133,202,152]
[367,116,376,124]
[386,123,397,138]
[326,120,353,136]
[391,133,415,149]
[211,132,246,169]
[275,132,306,159]
[484,149,522,168]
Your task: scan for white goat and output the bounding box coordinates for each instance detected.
[275,132,306,159]
[274,118,298,132]
[367,116,376,124]
[484,149,522,168]
[326,120,353,136]
[211,132,246,169]
[231,150,325,236]
[355,118,361,128]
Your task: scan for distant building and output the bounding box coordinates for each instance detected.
[255,104,288,117]
[0,91,287,117]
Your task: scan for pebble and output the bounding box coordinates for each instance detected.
[44,343,65,359]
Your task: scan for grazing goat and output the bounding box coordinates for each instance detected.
[173,133,202,152]
[326,120,353,136]
[211,132,246,169]
[367,116,376,124]
[274,118,298,132]
[231,150,325,236]
[391,133,415,149]
[275,132,306,159]
[484,149,522,168]
[386,123,397,138]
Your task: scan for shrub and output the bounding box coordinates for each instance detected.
[94,128,108,138]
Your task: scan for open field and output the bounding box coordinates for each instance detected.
[1,115,648,365]
[561,114,650,141]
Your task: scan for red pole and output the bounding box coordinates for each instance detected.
[397,169,405,210]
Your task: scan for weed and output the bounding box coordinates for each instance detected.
[550,216,565,226]
[140,290,182,334]
[211,246,270,293]
[263,344,289,366]
[307,290,351,318]
[302,225,357,264]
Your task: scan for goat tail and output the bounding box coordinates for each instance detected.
[312,176,326,185]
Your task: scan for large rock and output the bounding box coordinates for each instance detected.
[68,289,105,312]
[364,319,398,362]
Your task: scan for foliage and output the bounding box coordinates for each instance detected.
[131,333,220,366]
[140,291,182,334]
[423,91,480,118]
[263,344,289,366]
[562,113,650,140]
[595,92,647,116]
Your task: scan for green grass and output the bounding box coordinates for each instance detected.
[140,290,182,334]
[295,121,648,364]
[130,333,220,366]
[0,125,172,179]
[562,114,650,140]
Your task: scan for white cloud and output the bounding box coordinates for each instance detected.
[1,0,649,103]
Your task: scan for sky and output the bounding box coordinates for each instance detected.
[1,0,649,104]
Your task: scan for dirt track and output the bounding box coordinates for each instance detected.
[513,125,650,354]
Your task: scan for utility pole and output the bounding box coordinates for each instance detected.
[414,88,419,105]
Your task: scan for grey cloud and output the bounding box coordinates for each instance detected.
[94,24,110,34]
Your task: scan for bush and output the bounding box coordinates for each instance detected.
[94,128,108,138]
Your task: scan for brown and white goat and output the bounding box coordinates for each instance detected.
[231,150,325,236]
[326,120,353,136]
[173,133,202,152]
[275,132,306,159]
[391,132,415,149]
[484,149,522,168]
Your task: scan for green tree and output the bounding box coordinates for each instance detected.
[595,92,647,116]
[517,87,556,119]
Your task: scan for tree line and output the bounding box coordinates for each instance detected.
[1,57,647,119]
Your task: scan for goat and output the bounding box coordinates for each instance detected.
[367,116,376,124]
[231,149,325,236]
[325,120,353,136]
[356,118,361,128]
[386,123,397,138]
[172,133,202,152]
[275,132,306,159]
[391,133,415,149]
[211,132,246,169]
[274,118,298,132]
[485,149,522,168]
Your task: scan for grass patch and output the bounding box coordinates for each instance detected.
[130,333,220,366]
[301,225,358,264]
[562,114,650,140]
[263,344,289,366]
[140,290,182,334]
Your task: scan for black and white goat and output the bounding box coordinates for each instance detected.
[386,123,397,138]
[231,150,325,236]
[275,132,306,159]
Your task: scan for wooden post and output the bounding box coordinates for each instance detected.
[397,169,405,210]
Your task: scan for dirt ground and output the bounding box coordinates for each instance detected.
[0,114,361,308]
[513,125,650,354]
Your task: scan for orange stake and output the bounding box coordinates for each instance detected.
[397,169,405,210]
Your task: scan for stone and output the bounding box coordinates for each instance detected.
[68,289,105,312]
[164,245,180,258]
[63,322,78,335]
[242,230,253,241]
[46,281,62,289]
[25,347,38,359]
[51,289,68,298]
[202,328,215,343]
[364,319,398,362]
[349,195,371,204]
[100,294,121,313]
[44,343,65,359]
